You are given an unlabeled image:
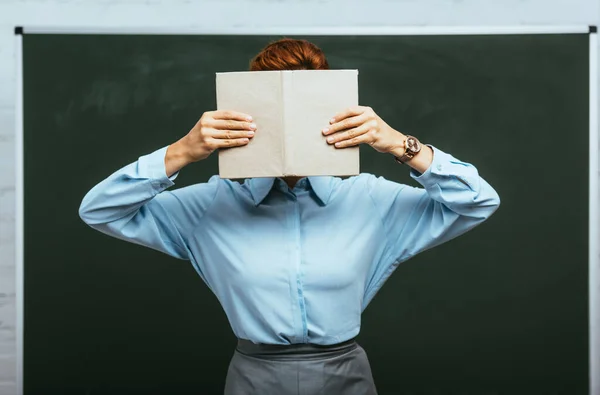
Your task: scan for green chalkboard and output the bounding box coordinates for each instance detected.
[23,33,590,395]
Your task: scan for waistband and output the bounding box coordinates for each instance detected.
[235,337,358,361]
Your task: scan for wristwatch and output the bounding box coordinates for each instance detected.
[394,135,422,164]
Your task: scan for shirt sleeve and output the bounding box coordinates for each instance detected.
[78,145,220,260]
[363,146,500,303]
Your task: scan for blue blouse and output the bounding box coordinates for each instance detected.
[79,145,500,345]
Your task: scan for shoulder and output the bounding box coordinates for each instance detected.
[195,175,250,198]
[172,174,223,194]
[166,175,255,213]
[162,175,222,206]
[183,175,242,190]
[335,173,398,189]
[212,175,255,202]
[344,173,410,198]
[325,173,405,202]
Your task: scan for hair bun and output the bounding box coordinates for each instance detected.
[250,38,329,71]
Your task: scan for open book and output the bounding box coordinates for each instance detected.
[216,70,359,178]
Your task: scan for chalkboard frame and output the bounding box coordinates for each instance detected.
[13,25,600,395]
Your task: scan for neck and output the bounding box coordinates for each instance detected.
[283,176,301,189]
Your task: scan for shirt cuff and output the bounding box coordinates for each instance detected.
[409,145,453,189]
[137,145,179,190]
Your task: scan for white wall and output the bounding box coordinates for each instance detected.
[0,1,598,394]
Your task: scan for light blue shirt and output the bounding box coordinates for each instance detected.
[79,145,500,345]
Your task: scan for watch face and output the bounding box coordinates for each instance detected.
[406,136,421,153]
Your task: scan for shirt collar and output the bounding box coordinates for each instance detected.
[247,176,333,206]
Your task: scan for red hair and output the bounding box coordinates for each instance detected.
[250,38,329,71]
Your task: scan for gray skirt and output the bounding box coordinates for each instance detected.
[223,337,378,395]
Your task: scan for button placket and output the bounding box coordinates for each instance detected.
[293,197,308,342]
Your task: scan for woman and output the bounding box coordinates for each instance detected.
[79,38,500,395]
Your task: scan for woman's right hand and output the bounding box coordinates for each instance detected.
[165,110,256,176]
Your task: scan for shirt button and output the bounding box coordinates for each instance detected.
[436,164,443,171]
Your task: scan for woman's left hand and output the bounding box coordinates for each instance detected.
[322,106,405,154]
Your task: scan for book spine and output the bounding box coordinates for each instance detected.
[281,71,290,175]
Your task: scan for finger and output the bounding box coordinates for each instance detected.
[323,114,368,135]
[329,106,367,125]
[326,124,370,144]
[211,110,253,122]
[333,130,374,148]
[211,129,256,140]
[211,119,257,131]
[211,138,250,148]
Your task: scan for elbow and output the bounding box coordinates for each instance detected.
[78,199,116,237]
[78,194,97,226]
[488,184,501,211]
[491,189,501,211]
[459,183,500,222]
[478,185,501,221]
[78,199,91,225]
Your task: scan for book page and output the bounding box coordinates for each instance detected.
[216,71,284,178]
[283,70,359,177]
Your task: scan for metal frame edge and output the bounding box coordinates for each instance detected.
[589,31,599,395]
[14,25,597,395]
[17,25,591,35]
[15,33,24,395]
